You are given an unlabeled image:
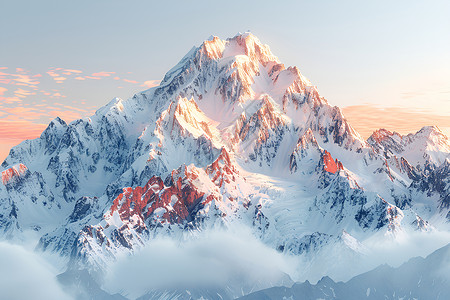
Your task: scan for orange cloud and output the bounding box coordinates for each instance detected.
[0,71,40,88]
[342,105,450,139]
[0,96,21,103]
[123,78,138,84]
[0,119,47,140]
[0,79,12,84]
[53,102,90,112]
[85,76,101,80]
[13,88,35,98]
[0,72,40,87]
[0,120,48,162]
[46,71,60,77]
[141,80,161,88]
[1,106,43,120]
[0,100,95,128]
[74,76,85,80]
[0,87,7,95]
[0,72,40,88]
[51,93,66,98]
[62,69,82,75]
[15,68,27,73]
[15,74,40,86]
[53,76,67,83]
[92,71,115,77]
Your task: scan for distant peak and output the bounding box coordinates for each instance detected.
[369,128,401,143]
[416,125,442,135]
[369,126,446,146]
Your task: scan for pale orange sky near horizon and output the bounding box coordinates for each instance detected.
[1,102,449,163]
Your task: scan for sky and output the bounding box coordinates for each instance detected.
[1,0,449,161]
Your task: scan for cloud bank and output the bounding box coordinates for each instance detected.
[103,226,450,299]
[0,241,73,300]
[104,227,296,298]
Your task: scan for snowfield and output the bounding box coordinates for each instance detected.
[1,32,449,299]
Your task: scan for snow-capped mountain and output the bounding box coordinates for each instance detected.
[239,243,450,300]
[1,32,449,298]
[368,126,449,173]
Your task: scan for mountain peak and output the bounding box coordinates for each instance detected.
[415,125,444,137]
[3,33,449,295]
[368,128,402,144]
[368,125,450,169]
[197,32,279,65]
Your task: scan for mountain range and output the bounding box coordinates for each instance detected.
[1,32,449,299]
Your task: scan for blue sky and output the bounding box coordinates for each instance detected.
[1,0,449,159]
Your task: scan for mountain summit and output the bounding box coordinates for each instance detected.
[1,32,449,298]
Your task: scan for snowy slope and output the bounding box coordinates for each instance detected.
[368,126,450,172]
[0,32,449,299]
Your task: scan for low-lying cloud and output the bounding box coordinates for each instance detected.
[364,230,450,268]
[299,229,450,283]
[103,225,450,299]
[0,241,73,300]
[104,227,296,299]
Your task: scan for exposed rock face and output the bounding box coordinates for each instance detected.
[0,33,448,289]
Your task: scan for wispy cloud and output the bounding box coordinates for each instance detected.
[342,105,450,138]
[15,67,26,73]
[141,80,161,88]
[0,71,40,88]
[46,71,60,77]
[91,71,115,77]
[51,92,66,98]
[1,106,46,120]
[0,66,162,162]
[53,77,67,83]
[62,69,82,75]
[14,88,35,98]
[0,119,47,140]
[0,242,73,300]
[123,78,138,84]
[0,96,21,103]
[84,76,101,80]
